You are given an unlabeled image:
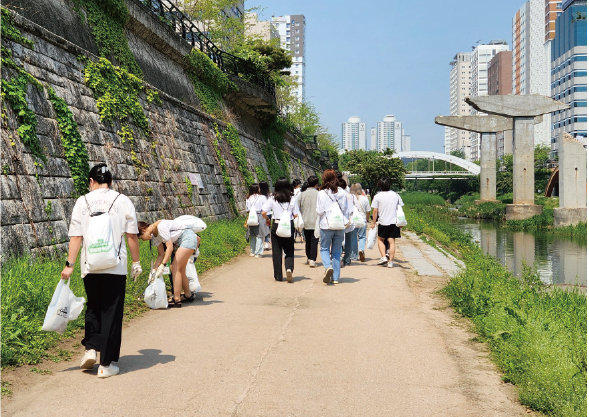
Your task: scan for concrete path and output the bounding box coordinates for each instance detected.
[2,235,530,417]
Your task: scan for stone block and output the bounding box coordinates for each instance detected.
[1,175,20,199]
[554,208,587,227]
[505,204,543,221]
[1,199,28,225]
[40,176,75,199]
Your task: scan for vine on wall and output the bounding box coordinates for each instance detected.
[223,123,253,187]
[47,87,90,195]
[212,123,237,214]
[255,164,268,183]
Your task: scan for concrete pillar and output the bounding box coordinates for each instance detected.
[478,132,498,203]
[554,133,587,226]
[512,231,535,278]
[480,224,497,258]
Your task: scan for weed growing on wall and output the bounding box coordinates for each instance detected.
[186,49,237,116]
[255,164,268,183]
[223,123,253,187]
[185,176,193,201]
[47,87,90,195]
[212,123,237,214]
[1,8,33,48]
[72,0,141,76]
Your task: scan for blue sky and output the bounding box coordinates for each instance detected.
[251,0,521,152]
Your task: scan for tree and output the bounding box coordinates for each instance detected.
[345,150,406,196]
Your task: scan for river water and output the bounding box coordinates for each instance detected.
[454,217,587,288]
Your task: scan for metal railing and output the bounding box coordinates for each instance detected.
[134,0,275,97]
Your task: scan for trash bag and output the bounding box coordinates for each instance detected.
[396,206,408,227]
[144,276,168,309]
[42,279,86,334]
[186,258,201,294]
[366,226,378,250]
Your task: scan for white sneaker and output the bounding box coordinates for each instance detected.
[249,253,255,257]
[323,267,334,284]
[255,254,261,258]
[387,261,394,268]
[305,259,309,265]
[377,257,388,265]
[97,363,119,378]
[286,269,293,283]
[309,260,316,267]
[80,349,96,370]
[264,242,270,250]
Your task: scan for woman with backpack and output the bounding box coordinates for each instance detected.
[316,169,350,284]
[259,181,271,250]
[245,183,268,258]
[60,163,142,378]
[261,178,300,283]
[137,217,198,307]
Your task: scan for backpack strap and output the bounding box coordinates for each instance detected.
[107,193,121,213]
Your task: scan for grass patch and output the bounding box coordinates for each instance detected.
[1,216,247,368]
[404,202,587,417]
[399,191,446,206]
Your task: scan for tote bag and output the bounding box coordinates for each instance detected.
[276,208,292,238]
[326,194,346,230]
[246,197,259,226]
[396,205,408,227]
[350,206,366,228]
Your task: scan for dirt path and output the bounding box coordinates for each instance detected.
[2,236,531,417]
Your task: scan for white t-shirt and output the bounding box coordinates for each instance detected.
[357,195,371,213]
[316,187,350,230]
[262,196,300,220]
[246,194,267,213]
[151,219,184,247]
[371,191,404,226]
[68,188,138,277]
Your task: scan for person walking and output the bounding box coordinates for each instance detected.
[292,179,303,243]
[370,177,404,268]
[298,175,320,267]
[61,163,142,378]
[259,181,271,250]
[262,178,300,283]
[341,178,357,267]
[350,183,371,262]
[317,169,349,284]
[245,184,268,258]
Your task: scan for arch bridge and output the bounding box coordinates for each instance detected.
[385,151,480,179]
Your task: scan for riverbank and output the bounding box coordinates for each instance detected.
[0,217,247,370]
[404,197,587,417]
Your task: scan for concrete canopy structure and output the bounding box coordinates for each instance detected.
[465,94,569,220]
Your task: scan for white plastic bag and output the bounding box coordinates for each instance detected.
[186,258,201,294]
[174,215,207,233]
[314,217,320,239]
[350,206,366,228]
[327,201,345,230]
[396,206,408,227]
[366,226,378,249]
[144,276,168,309]
[42,279,86,334]
[294,215,304,231]
[246,207,259,226]
[276,211,292,238]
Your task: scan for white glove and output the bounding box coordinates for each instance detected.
[155,264,165,280]
[131,261,142,281]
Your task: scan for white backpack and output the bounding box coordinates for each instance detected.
[173,215,207,232]
[276,202,292,238]
[83,194,122,272]
[326,194,346,230]
[350,196,366,228]
[246,197,259,226]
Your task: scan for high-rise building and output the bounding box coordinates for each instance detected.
[488,51,514,158]
[513,0,553,148]
[550,0,587,156]
[272,15,306,103]
[545,0,564,42]
[377,115,403,153]
[445,52,472,156]
[469,41,510,161]
[342,116,366,151]
[245,13,279,42]
[402,133,411,152]
[370,127,377,151]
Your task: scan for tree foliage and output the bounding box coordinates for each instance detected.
[344,150,406,196]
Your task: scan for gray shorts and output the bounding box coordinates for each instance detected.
[176,229,197,250]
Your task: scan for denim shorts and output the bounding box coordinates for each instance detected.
[176,229,198,250]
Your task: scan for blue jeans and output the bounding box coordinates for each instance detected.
[357,226,367,253]
[343,229,358,265]
[320,229,345,282]
[249,236,263,255]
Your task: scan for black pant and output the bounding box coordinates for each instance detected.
[82,273,126,366]
[303,228,319,261]
[271,222,295,281]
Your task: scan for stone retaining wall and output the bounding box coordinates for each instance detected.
[0,5,320,258]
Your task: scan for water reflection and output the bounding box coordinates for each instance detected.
[455,218,587,287]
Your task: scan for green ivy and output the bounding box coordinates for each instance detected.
[259,115,292,183]
[47,87,90,195]
[1,75,45,163]
[72,0,141,76]
[212,123,237,214]
[185,49,236,116]
[255,164,268,183]
[261,142,282,184]
[223,123,253,186]
[145,87,162,106]
[1,8,34,48]
[185,176,193,200]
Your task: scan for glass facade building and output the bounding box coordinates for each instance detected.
[550,0,587,155]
